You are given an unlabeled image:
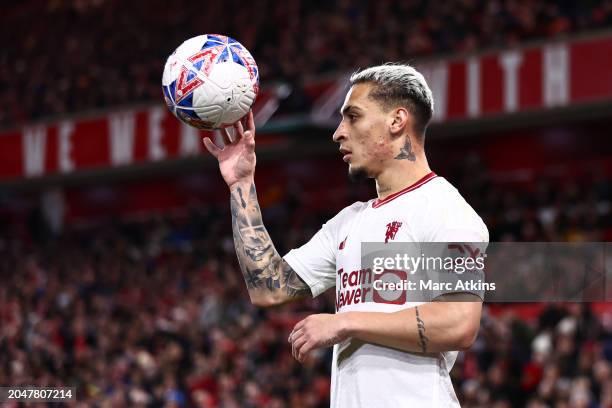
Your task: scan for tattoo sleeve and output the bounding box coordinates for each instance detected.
[415,306,429,353]
[230,181,311,304]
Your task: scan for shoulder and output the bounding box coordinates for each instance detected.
[419,177,489,242]
[313,200,368,244]
[326,201,368,228]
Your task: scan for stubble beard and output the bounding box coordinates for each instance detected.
[348,165,370,183]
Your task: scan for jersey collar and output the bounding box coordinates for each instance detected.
[372,171,437,208]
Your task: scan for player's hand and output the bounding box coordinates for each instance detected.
[203,110,256,188]
[288,313,348,363]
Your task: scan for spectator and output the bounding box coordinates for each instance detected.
[2,0,612,128]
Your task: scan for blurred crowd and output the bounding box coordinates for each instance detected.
[460,302,612,408]
[3,0,612,406]
[2,200,336,407]
[1,158,611,407]
[453,157,611,242]
[3,0,612,128]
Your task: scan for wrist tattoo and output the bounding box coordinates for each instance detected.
[415,306,429,353]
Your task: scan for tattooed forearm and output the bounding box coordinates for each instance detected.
[230,182,311,305]
[394,138,416,161]
[415,306,429,353]
[283,261,312,298]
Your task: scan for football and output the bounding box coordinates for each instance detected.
[162,34,259,130]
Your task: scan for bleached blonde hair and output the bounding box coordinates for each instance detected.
[350,63,434,137]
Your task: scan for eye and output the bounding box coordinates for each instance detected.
[348,114,358,122]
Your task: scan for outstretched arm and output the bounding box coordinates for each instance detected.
[204,112,311,307]
[289,294,482,362]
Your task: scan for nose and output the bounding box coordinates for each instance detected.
[332,121,348,143]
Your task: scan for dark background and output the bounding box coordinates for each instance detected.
[1,1,612,407]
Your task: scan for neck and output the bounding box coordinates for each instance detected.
[375,153,432,200]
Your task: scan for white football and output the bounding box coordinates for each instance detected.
[162,34,259,130]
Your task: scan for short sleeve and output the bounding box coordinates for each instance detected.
[283,202,366,298]
[283,221,337,298]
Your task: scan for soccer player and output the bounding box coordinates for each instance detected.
[204,64,489,407]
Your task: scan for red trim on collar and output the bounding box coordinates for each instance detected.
[372,172,437,208]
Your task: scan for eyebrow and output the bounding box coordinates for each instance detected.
[340,105,362,116]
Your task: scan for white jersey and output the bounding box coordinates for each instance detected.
[284,172,489,408]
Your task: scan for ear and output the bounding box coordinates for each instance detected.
[389,107,411,136]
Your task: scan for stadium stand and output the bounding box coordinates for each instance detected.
[2,1,612,407]
[2,0,612,128]
[1,157,611,406]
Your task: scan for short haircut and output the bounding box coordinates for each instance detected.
[350,63,434,139]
